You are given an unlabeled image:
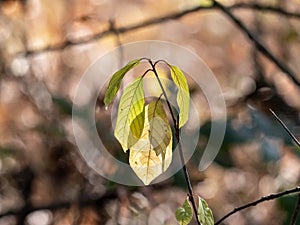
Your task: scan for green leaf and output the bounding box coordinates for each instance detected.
[104,59,140,106]
[169,65,190,128]
[114,76,145,152]
[175,198,193,225]
[197,196,214,225]
[129,100,172,185]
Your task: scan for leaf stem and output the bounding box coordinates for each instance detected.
[150,60,177,126]
[149,60,201,225]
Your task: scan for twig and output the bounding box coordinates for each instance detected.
[290,193,300,225]
[230,3,300,19]
[212,0,300,87]
[20,5,213,57]
[215,186,300,225]
[269,110,300,225]
[269,109,300,147]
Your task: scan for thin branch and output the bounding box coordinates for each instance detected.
[290,194,300,225]
[215,186,300,225]
[269,109,300,147]
[230,3,300,19]
[19,3,300,57]
[20,5,213,57]
[212,0,300,87]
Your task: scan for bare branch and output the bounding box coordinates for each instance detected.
[20,5,213,57]
[215,186,300,225]
[212,1,300,87]
[269,109,300,147]
[230,3,300,19]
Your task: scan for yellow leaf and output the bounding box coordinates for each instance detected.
[169,65,190,128]
[129,100,172,185]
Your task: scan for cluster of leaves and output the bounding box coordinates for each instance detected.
[103,58,190,185]
[176,196,214,225]
[103,58,215,225]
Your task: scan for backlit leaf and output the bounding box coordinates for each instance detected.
[197,196,214,225]
[129,101,172,185]
[128,109,145,148]
[148,99,172,157]
[175,198,193,225]
[104,59,140,106]
[169,65,190,128]
[114,76,145,152]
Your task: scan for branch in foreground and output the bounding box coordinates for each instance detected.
[215,186,300,225]
[212,0,300,87]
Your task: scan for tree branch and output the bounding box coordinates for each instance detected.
[212,0,300,87]
[216,110,300,225]
[19,3,300,59]
[230,3,300,19]
[215,186,300,225]
[21,5,213,57]
[269,109,300,147]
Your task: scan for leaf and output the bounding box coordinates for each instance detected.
[169,65,190,128]
[148,100,172,157]
[114,76,145,152]
[197,196,214,225]
[175,198,193,225]
[129,101,172,185]
[104,59,140,106]
[128,109,145,147]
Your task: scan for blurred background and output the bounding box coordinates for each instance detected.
[0,0,300,224]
